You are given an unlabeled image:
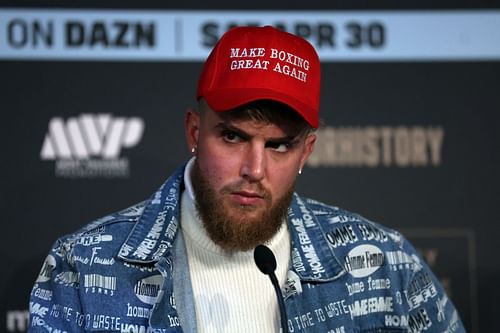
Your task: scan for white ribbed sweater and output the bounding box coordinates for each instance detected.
[180,159,290,332]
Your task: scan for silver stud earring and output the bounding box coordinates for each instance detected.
[298,168,302,175]
[191,147,196,154]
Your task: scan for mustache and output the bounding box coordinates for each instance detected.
[220,180,272,201]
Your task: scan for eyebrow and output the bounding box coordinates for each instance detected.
[214,121,301,144]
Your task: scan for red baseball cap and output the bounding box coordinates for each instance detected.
[197,26,321,128]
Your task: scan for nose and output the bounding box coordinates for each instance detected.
[240,143,266,182]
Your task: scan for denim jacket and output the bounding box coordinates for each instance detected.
[29,164,466,333]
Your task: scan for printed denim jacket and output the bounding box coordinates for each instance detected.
[29,164,466,333]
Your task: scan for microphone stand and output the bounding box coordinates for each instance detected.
[254,244,289,333]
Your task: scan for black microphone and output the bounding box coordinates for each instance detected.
[254,244,289,333]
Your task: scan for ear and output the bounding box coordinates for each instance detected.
[299,133,317,170]
[185,107,200,152]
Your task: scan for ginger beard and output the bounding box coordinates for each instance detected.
[191,159,294,252]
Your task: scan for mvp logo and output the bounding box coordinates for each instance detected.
[41,114,144,159]
[40,114,145,178]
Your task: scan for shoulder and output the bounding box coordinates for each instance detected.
[293,194,428,288]
[49,200,148,263]
[296,195,422,272]
[299,196,404,242]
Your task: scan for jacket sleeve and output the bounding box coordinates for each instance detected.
[402,237,468,333]
[28,238,86,333]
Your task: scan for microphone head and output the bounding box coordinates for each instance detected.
[254,244,277,275]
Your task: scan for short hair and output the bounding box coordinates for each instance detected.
[197,98,315,137]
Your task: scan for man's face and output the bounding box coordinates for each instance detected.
[185,104,316,251]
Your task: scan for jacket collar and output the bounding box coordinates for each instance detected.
[118,164,344,281]
[287,194,345,281]
[118,165,185,263]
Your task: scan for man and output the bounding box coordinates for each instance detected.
[29,26,466,333]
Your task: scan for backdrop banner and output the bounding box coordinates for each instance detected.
[1,7,499,333]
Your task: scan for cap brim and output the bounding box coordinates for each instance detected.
[203,88,319,128]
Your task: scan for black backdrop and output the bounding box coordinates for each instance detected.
[1,2,499,332]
